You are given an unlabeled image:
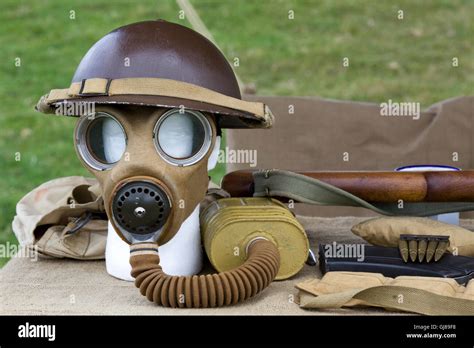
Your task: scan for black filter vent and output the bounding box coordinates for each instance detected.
[112,181,171,235]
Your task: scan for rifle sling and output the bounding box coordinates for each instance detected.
[253,169,474,216]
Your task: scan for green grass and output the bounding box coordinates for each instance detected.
[0,0,472,267]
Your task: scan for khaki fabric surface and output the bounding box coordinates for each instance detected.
[228,95,474,217]
[2,216,473,315]
[0,216,385,315]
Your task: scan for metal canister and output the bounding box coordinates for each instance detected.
[200,197,309,280]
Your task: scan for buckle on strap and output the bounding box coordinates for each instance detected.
[78,78,112,96]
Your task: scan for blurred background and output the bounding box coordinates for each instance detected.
[0,0,472,266]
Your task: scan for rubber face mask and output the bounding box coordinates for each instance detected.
[74,105,217,245]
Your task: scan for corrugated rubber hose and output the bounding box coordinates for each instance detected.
[130,239,280,308]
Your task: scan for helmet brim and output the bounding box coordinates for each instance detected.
[35,77,274,129]
[50,95,270,129]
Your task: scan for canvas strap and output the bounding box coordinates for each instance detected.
[299,285,474,315]
[40,77,272,123]
[253,169,474,216]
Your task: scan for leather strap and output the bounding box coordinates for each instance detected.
[253,169,474,216]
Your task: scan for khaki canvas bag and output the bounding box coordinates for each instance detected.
[12,176,107,260]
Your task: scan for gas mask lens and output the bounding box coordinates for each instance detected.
[154,109,212,166]
[76,112,127,170]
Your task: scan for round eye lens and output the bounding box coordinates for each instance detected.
[87,116,126,164]
[155,110,211,166]
[76,113,127,171]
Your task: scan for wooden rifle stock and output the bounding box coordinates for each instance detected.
[221,170,474,203]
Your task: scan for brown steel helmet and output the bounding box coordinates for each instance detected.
[36,20,273,129]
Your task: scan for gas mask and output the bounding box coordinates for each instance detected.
[35,20,288,308]
[74,105,218,246]
[72,105,309,310]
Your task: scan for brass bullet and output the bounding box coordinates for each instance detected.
[409,239,418,262]
[434,239,450,262]
[399,239,409,263]
[417,239,428,263]
[426,240,438,263]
